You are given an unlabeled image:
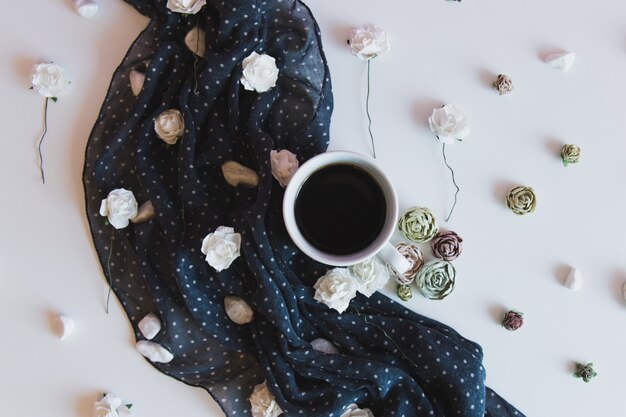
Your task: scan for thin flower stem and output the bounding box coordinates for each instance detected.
[105,233,115,314]
[442,144,460,222]
[365,59,376,159]
[38,97,49,184]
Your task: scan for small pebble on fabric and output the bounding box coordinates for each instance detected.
[224,295,254,325]
[564,267,583,291]
[416,260,456,300]
[270,149,299,187]
[340,403,375,417]
[138,313,161,340]
[561,144,581,166]
[501,310,524,331]
[53,314,76,340]
[574,362,597,383]
[398,206,439,242]
[506,186,536,215]
[249,382,282,417]
[221,161,260,188]
[310,338,340,354]
[131,200,155,224]
[386,242,424,285]
[136,340,174,363]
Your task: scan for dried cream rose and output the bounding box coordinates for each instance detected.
[428,105,470,145]
[348,24,390,61]
[313,268,358,314]
[201,226,241,272]
[340,404,375,417]
[154,109,184,145]
[349,258,389,298]
[31,63,71,99]
[270,149,299,187]
[166,0,206,14]
[241,52,279,93]
[99,188,138,229]
[249,382,283,417]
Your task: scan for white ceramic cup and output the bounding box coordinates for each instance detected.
[283,151,410,273]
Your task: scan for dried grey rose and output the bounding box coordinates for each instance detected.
[493,74,513,95]
[386,242,424,285]
[416,260,456,300]
[506,186,537,215]
[398,207,439,242]
[561,144,581,166]
[431,231,463,261]
[397,284,413,301]
[574,362,597,383]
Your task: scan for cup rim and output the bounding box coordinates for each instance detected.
[282,150,398,266]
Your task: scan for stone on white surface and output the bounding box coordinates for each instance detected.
[564,267,583,291]
[73,0,99,18]
[544,51,575,72]
[138,313,161,340]
[129,70,145,97]
[224,295,254,324]
[53,314,76,340]
[136,340,173,363]
[310,338,339,354]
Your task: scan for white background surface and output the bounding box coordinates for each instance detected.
[1,1,625,416]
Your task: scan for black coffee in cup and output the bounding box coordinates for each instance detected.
[294,163,387,256]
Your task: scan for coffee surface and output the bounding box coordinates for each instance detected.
[294,163,386,255]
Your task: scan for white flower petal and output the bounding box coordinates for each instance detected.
[349,24,390,61]
[313,268,358,314]
[136,340,174,363]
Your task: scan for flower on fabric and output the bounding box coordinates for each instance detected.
[340,403,375,417]
[561,144,581,166]
[501,310,524,331]
[349,258,390,297]
[387,242,424,285]
[428,105,470,145]
[398,207,439,243]
[493,74,514,95]
[154,109,184,145]
[166,0,206,14]
[270,149,299,187]
[431,231,463,261]
[201,226,241,272]
[249,382,283,417]
[506,186,537,215]
[416,260,456,300]
[92,393,132,417]
[313,268,358,314]
[397,284,412,301]
[241,52,279,93]
[574,362,597,383]
[31,63,71,99]
[99,188,138,229]
[348,24,390,61]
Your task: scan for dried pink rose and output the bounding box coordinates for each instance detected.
[270,149,299,187]
[431,231,463,261]
[502,310,524,331]
[386,242,424,285]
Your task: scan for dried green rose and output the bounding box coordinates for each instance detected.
[398,207,439,242]
[574,362,597,383]
[493,74,513,95]
[561,144,581,166]
[506,186,537,215]
[397,284,413,301]
[416,260,456,300]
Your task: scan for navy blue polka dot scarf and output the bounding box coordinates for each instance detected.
[83,1,526,416]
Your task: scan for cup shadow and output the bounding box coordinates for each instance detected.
[487,304,507,325]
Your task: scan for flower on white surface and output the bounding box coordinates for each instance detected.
[54,314,76,340]
[249,382,283,417]
[201,226,242,272]
[349,258,390,297]
[241,52,280,93]
[31,63,71,99]
[428,105,470,145]
[92,393,132,417]
[348,24,390,61]
[154,109,184,145]
[166,0,206,14]
[270,149,299,187]
[99,188,138,229]
[313,268,358,314]
[340,403,375,417]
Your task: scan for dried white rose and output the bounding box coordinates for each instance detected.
[224,295,254,324]
[138,313,161,339]
[270,149,299,187]
[241,52,279,93]
[99,188,138,229]
[201,226,241,272]
[428,105,470,145]
[136,340,174,363]
[31,63,71,99]
[313,268,358,314]
[544,51,575,72]
[349,258,389,298]
[349,24,390,61]
[154,109,184,145]
[166,0,206,14]
[340,404,375,417]
[92,393,132,417]
[249,382,282,417]
[73,0,99,18]
[53,314,76,340]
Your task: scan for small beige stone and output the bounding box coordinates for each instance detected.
[224,295,254,325]
[310,338,339,354]
[129,70,145,97]
[221,161,260,188]
[131,200,155,224]
[185,27,206,57]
